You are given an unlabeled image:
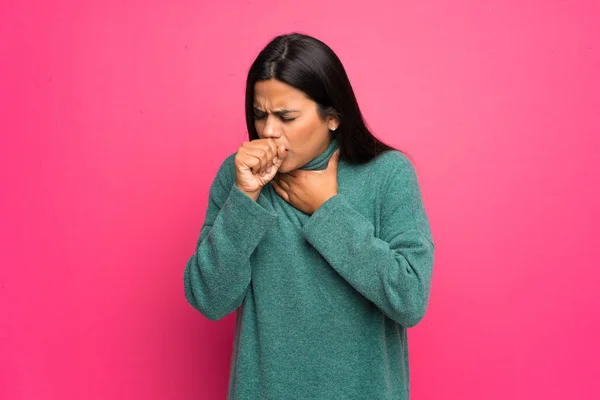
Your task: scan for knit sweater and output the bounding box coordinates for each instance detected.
[184,138,434,399]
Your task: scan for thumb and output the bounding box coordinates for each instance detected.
[273,144,288,169]
[262,148,287,182]
[326,149,341,171]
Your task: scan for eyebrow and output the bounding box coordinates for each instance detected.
[253,107,299,115]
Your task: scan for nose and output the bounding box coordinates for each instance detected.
[261,115,282,139]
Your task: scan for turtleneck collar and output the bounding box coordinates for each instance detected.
[297,136,340,171]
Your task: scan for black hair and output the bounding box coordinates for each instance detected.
[245,33,397,164]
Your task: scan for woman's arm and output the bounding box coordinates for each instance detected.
[301,153,434,327]
[184,155,277,321]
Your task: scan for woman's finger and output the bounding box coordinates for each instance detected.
[243,148,269,175]
[271,180,289,202]
[277,177,293,193]
[277,173,293,187]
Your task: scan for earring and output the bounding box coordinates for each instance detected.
[330,126,337,131]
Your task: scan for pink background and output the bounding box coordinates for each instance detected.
[2,1,599,399]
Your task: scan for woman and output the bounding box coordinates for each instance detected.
[184,33,434,399]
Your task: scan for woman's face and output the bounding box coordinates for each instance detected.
[253,79,338,173]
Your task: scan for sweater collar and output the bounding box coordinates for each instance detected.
[297,137,339,171]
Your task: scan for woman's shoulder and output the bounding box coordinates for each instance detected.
[372,149,413,167]
[205,152,237,193]
[364,150,418,181]
[214,152,238,178]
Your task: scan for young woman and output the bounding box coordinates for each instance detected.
[184,32,435,399]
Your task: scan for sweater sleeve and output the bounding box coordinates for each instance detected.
[301,154,434,327]
[184,156,278,321]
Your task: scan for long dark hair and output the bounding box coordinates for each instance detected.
[245,33,396,164]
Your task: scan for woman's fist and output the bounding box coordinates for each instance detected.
[234,139,288,200]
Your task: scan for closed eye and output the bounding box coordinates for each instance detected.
[253,110,297,123]
[253,109,267,119]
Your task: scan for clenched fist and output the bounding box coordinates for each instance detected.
[235,139,288,201]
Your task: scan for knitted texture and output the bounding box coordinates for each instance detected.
[184,138,435,399]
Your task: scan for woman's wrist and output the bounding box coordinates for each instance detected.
[236,184,261,201]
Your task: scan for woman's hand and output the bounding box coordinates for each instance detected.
[271,150,340,215]
[235,139,288,201]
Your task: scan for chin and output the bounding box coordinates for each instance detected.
[278,165,292,174]
[278,159,295,174]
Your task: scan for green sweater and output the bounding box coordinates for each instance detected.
[184,138,434,399]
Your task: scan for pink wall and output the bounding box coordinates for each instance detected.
[2,1,599,399]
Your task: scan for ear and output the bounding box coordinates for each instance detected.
[327,115,340,131]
